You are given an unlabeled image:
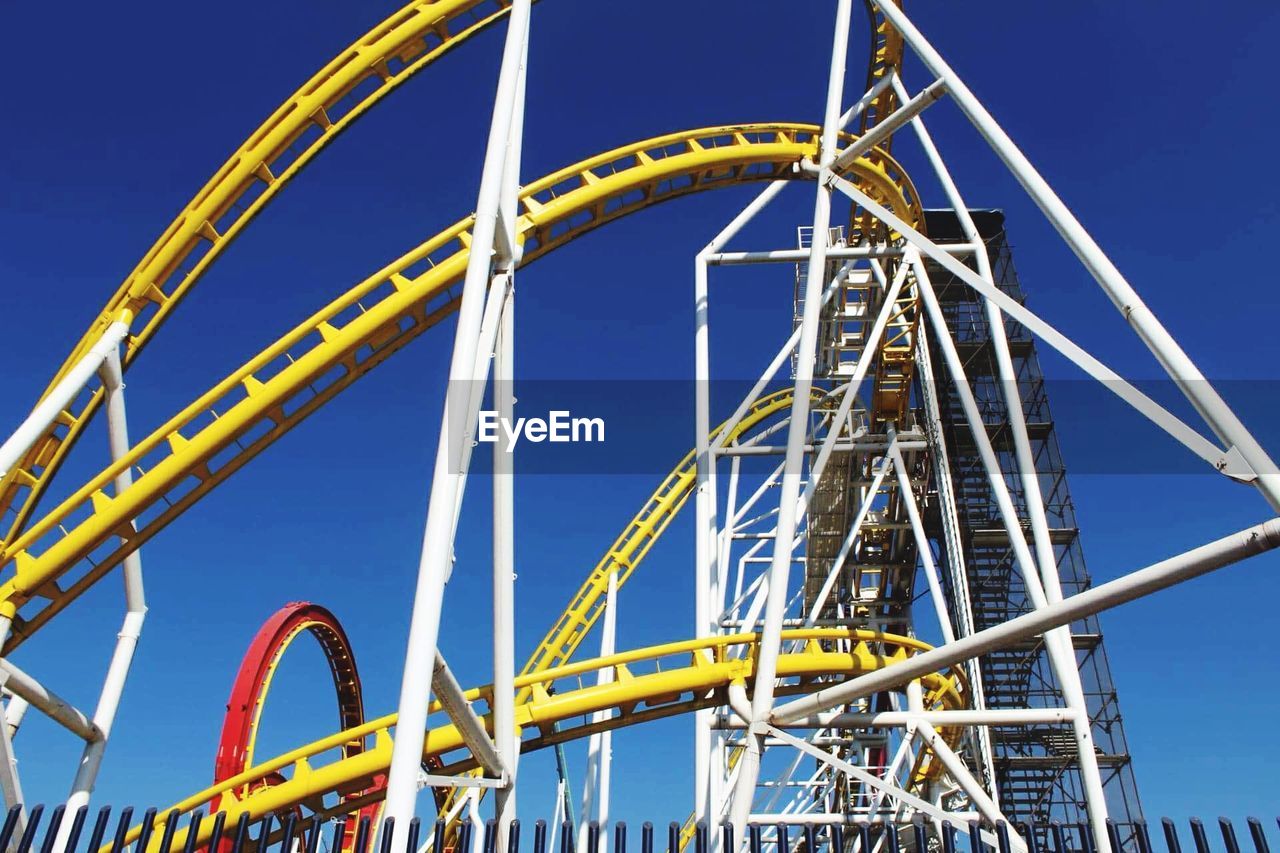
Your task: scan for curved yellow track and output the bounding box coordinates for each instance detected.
[518,387,824,695]
[0,123,921,651]
[0,0,911,558]
[0,0,520,549]
[117,629,964,853]
[4,0,939,838]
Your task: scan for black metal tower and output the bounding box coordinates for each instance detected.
[922,210,1143,832]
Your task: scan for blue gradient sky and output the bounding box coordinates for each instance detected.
[2,0,1279,828]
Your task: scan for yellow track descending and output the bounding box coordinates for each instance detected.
[116,629,965,853]
[0,124,921,652]
[0,0,519,550]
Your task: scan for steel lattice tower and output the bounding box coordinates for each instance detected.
[923,210,1143,831]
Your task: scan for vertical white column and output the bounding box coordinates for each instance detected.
[57,348,147,853]
[383,1,532,844]
[693,181,788,828]
[727,0,853,839]
[579,569,618,853]
[693,252,716,831]
[493,282,517,850]
[492,15,525,842]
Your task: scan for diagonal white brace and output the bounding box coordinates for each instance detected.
[763,724,1023,853]
[432,656,508,779]
[824,171,1225,468]
[772,517,1280,724]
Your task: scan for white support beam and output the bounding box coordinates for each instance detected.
[383,2,531,841]
[829,79,948,174]
[718,708,1076,729]
[57,348,149,853]
[773,517,1280,722]
[0,320,129,480]
[492,279,517,848]
[823,171,1226,469]
[875,0,1280,511]
[0,663,98,742]
[431,656,507,780]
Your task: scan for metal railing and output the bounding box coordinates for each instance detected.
[0,806,1274,853]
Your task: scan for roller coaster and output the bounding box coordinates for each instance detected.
[2,3,1279,853]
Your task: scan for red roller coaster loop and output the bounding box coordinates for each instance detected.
[213,602,382,847]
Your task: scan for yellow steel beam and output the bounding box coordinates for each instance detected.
[0,123,922,652]
[113,628,966,853]
[0,0,517,549]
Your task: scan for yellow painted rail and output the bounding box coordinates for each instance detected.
[517,387,827,695]
[113,628,965,853]
[0,0,518,549]
[0,123,921,652]
[0,0,914,561]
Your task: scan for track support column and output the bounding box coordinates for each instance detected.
[56,347,147,853]
[383,1,531,845]
[727,0,854,840]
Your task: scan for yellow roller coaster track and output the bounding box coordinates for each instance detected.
[3,0,940,837]
[112,629,965,853]
[517,387,823,697]
[0,122,921,652]
[0,0,522,550]
[0,0,908,558]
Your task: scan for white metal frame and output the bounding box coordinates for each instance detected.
[0,320,150,853]
[682,2,1280,851]
[3,1,1275,849]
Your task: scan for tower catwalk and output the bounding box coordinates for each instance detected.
[923,210,1143,830]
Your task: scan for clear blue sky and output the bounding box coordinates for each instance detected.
[2,0,1279,829]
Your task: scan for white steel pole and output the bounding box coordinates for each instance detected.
[886,439,954,643]
[773,517,1280,721]
[0,320,129,480]
[875,0,1280,511]
[729,0,853,838]
[730,708,1077,728]
[384,1,531,841]
[579,569,618,853]
[492,26,525,848]
[57,349,148,853]
[694,180,789,826]
[493,283,517,850]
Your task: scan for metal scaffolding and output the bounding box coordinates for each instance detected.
[923,209,1143,834]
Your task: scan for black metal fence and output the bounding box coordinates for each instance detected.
[1,806,1274,853]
